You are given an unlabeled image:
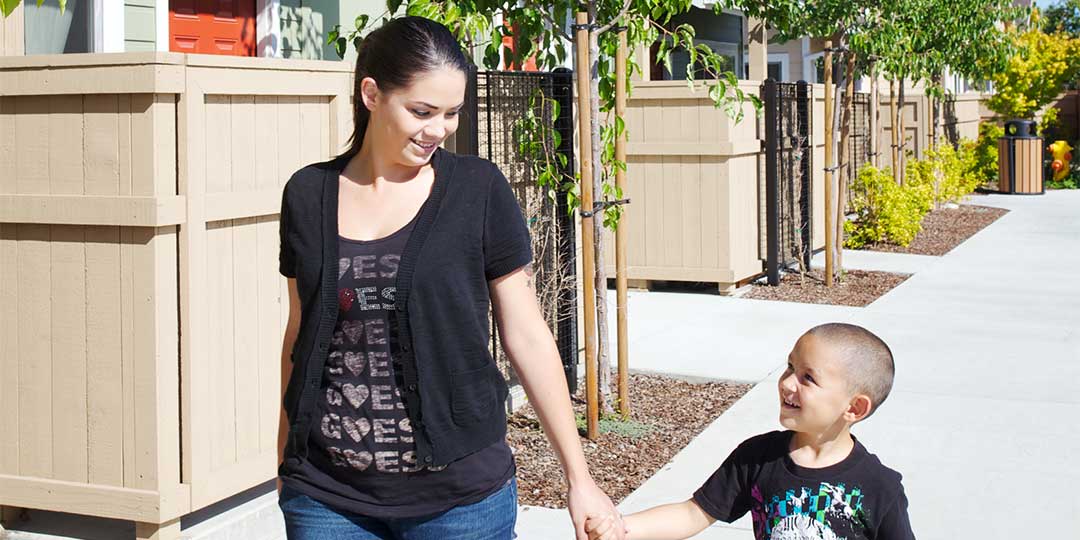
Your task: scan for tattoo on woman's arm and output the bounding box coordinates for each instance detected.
[524,263,535,290]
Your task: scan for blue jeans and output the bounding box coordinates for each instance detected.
[278,478,517,540]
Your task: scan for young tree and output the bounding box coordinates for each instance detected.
[362,0,756,434]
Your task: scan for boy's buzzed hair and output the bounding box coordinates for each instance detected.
[809,323,895,418]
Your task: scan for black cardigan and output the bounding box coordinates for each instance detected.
[278,148,533,467]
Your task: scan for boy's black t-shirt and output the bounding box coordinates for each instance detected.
[694,431,915,540]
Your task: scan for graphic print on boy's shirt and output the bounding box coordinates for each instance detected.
[693,431,915,540]
[310,221,445,476]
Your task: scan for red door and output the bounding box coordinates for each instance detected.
[170,0,256,56]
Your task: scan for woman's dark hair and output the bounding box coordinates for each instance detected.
[338,16,471,161]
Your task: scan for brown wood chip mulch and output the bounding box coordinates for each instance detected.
[863,204,1009,256]
[744,269,909,307]
[508,373,751,508]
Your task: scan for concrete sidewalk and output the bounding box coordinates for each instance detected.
[517,191,1080,538]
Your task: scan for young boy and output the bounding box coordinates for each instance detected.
[588,323,915,540]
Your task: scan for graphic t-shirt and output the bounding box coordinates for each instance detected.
[283,213,514,519]
[693,431,915,540]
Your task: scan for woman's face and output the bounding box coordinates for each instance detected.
[362,66,467,168]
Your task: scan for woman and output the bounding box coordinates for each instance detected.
[276,16,623,540]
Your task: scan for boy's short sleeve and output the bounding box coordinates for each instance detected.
[279,184,297,279]
[692,439,758,523]
[876,484,916,540]
[483,165,533,281]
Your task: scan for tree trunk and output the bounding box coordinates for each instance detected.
[898,76,907,183]
[870,65,879,169]
[830,45,844,280]
[837,52,856,276]
[588,27,614,416]
[890,79,899,183]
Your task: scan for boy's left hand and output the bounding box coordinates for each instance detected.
[585,514,616,540]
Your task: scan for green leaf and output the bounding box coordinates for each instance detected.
[327,27,340,46]
[386,0,403,15]
[355,14,369,32]
[335,37,347,59]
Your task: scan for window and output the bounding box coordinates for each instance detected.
[656,7,744,81]
[23,0,97,54]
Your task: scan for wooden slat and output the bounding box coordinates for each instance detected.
[0,194,187,226]
[130,95,157,197]
[16,96,49,195]
[153,95,178,197]
[0,224,18,475]
[700,159,720,269]
[208,221,237,470]
[120,227,136,488]
[256,217,280,455]
[0,473,171,522]
[299,97,325,164]
[231,96,257,196]
[17,224,52,478]
[205,95,232,194]
[644,158,663,268]
[0,65,185,97]
[50,225,88,483]
[151,228,182,494]
[233,218,260,459]
[682,156,702,269]
[179,75,211,498]
[84,95,121,197]
[119,95,133,196]
[182,66,346,96]
[254,96,281,192]
[86,226,124,487]
[131,228,158,490]
[277,97,302,179]
[0,98,15,194]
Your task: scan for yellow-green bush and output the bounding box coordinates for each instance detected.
[844,166,934,249]
[906,141,982,204]
[970,123,1003,186]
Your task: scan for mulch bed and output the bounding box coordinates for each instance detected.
[743,269,909,307]
[508,373,751,508]
[863,204,1009,256]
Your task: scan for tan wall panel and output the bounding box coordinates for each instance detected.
[16,97,50,195]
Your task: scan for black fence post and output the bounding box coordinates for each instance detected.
[797,80,813,268]
[763,78,781,286]
[458,64,480,156]
[552,67,579,394]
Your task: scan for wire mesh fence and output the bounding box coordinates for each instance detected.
[459,68,579,392]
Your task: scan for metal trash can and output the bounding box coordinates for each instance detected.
[997,119,1044,194]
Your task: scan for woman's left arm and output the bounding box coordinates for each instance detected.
[490,265,625,540]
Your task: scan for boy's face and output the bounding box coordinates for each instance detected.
[778,333,865,435]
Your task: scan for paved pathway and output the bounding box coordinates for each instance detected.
[518,191,1080,538]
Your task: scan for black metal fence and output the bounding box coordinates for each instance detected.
[458,67,579,393]
[762,79,813,285]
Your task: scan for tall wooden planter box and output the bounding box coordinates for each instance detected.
[0,52,352,539]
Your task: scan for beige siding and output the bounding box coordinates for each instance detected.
[0,53,352,538]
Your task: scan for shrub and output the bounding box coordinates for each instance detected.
[906,142,982,204]
[970,122,1004,186]
[845,166,933,249]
